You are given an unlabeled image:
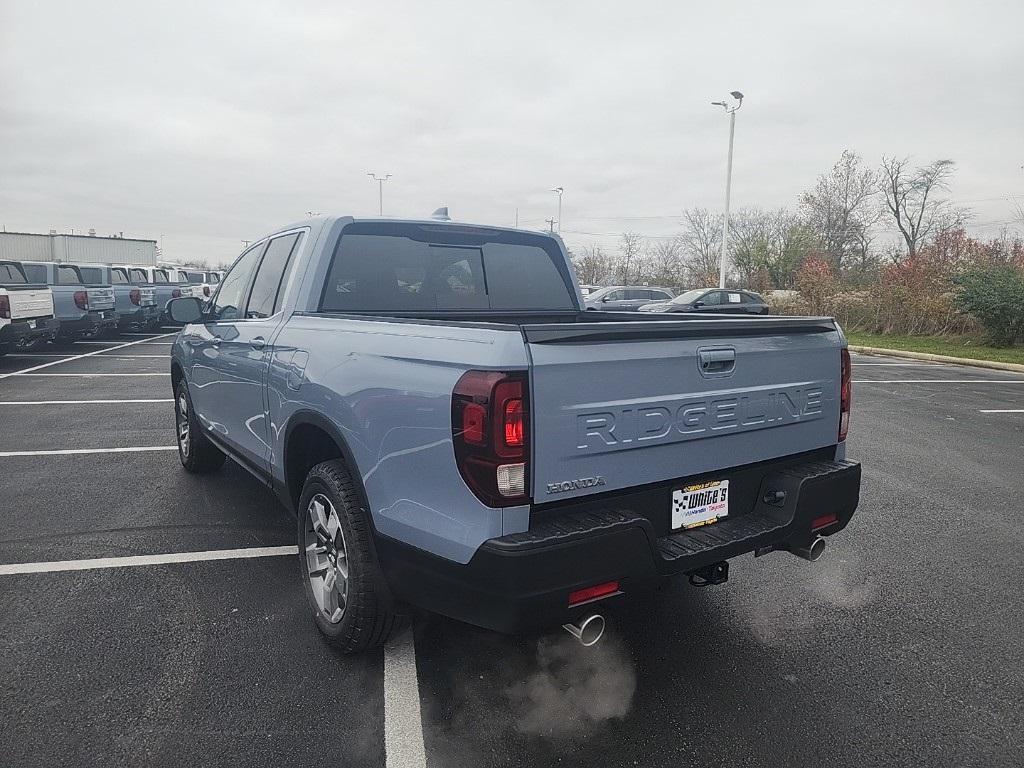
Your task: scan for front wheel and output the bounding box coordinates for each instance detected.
[174,380,225,473]
[297,459,405,653]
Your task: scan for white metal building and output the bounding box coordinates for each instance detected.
[0,231,158,266]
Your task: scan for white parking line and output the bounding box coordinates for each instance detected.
[0,545,297,576]
[851,362,941,367]
[0,332,175,380]
[854,379,1024,384]
[384,629,427,768]
[10,373,170,378]
[0,399,173,405]
[0,446,177,457]
[979,409,1024,413]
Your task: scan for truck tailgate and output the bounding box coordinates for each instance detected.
[524,317,843,501]
[86,286,115,311]
[5,287,54,320]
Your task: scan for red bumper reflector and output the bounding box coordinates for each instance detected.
[568,580,620,607]
[811,513,838,531]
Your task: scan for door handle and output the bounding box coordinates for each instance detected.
[251,336,266,350]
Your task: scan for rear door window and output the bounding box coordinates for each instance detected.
[0,262,27,283]
[245,233,302,318]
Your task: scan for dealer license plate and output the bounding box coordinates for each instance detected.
[672,480,729,530]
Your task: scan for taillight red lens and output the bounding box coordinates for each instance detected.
[504,398,523,447]
[73,290,89,310]
[171,288,182,298]
[839,348,852,441]
[812,512,839,531]
[129,288,141,305]
[0,295,9,319]
[568,581,620,607]
[452,370,529,507]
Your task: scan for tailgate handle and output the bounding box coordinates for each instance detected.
[698,348,736,375]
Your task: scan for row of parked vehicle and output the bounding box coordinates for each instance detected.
[580,284,770,315]
[0,259,222,355]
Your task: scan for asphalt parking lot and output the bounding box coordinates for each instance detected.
[1,334,1022,768]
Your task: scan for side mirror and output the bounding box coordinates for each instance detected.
[167,296,204,324]
[692,300,704,308]
[600,296,611,302]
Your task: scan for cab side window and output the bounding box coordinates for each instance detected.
[701,291,722,306]
[245,233,301,319]
[211,243,267,321]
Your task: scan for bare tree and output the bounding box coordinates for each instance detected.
[800,150,879,270]
[646,237,686,288]
[729,208,814,289]
[679,208,722,286]
[570,244,615,284]
[879,156,956,256]
[618,232,645,284]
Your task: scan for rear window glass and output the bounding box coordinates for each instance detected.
[320,223,574,312]
[153,270,168,283]
[185,271,204,283]
[110,268,129,284]
[23,264,47,283]
[130,269,148,282]
[78,266,103,283]
[208,273,220,283]
[0,262,27,283]
[58,265,82,284]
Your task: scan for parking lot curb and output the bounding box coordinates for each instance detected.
[850,345,1024,373]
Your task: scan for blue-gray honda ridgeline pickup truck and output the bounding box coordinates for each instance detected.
[167,216,860,653]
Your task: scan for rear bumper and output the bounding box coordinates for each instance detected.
[377,457,861,633]
[0,317,59,348]
[58,310,116,338]
[117,305,159,328]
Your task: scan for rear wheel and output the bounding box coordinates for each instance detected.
[298,459,405,653]
[174,380,225,473]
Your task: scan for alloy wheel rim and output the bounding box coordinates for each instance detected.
[177,393,190,457]
[304,493,349,623]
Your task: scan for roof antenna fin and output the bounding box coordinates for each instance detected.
[430,206,451,221]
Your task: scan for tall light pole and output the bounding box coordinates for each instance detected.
[711,91,744,288]
[367,173,391,216]
[550,187,563,233]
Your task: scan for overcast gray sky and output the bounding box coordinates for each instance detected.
[2,0,1022,266]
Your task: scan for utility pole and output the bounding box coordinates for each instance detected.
[367,173,391,216]
[711,91,744,288]
[550,187,563,232]
[545,218,557,232]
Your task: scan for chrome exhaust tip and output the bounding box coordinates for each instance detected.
[562,614,605,646]
[789,536,827,562]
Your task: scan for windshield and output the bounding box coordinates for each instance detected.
[671,289,707,305]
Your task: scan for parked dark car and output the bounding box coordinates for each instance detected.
[584,285,674,311]
[639,288,768,315]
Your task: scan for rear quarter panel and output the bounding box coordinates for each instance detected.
[268,314,531,564]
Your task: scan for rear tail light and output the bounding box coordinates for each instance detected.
[203,286,211,297]
[73,290,89,310]
[171,288,182,298]
[839,348,852,441]
[129,288,141,305]
[452,370,529,507]
[0,296,9,319]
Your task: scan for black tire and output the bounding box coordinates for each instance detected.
[174,379,225,473]
[297,459,406,653]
